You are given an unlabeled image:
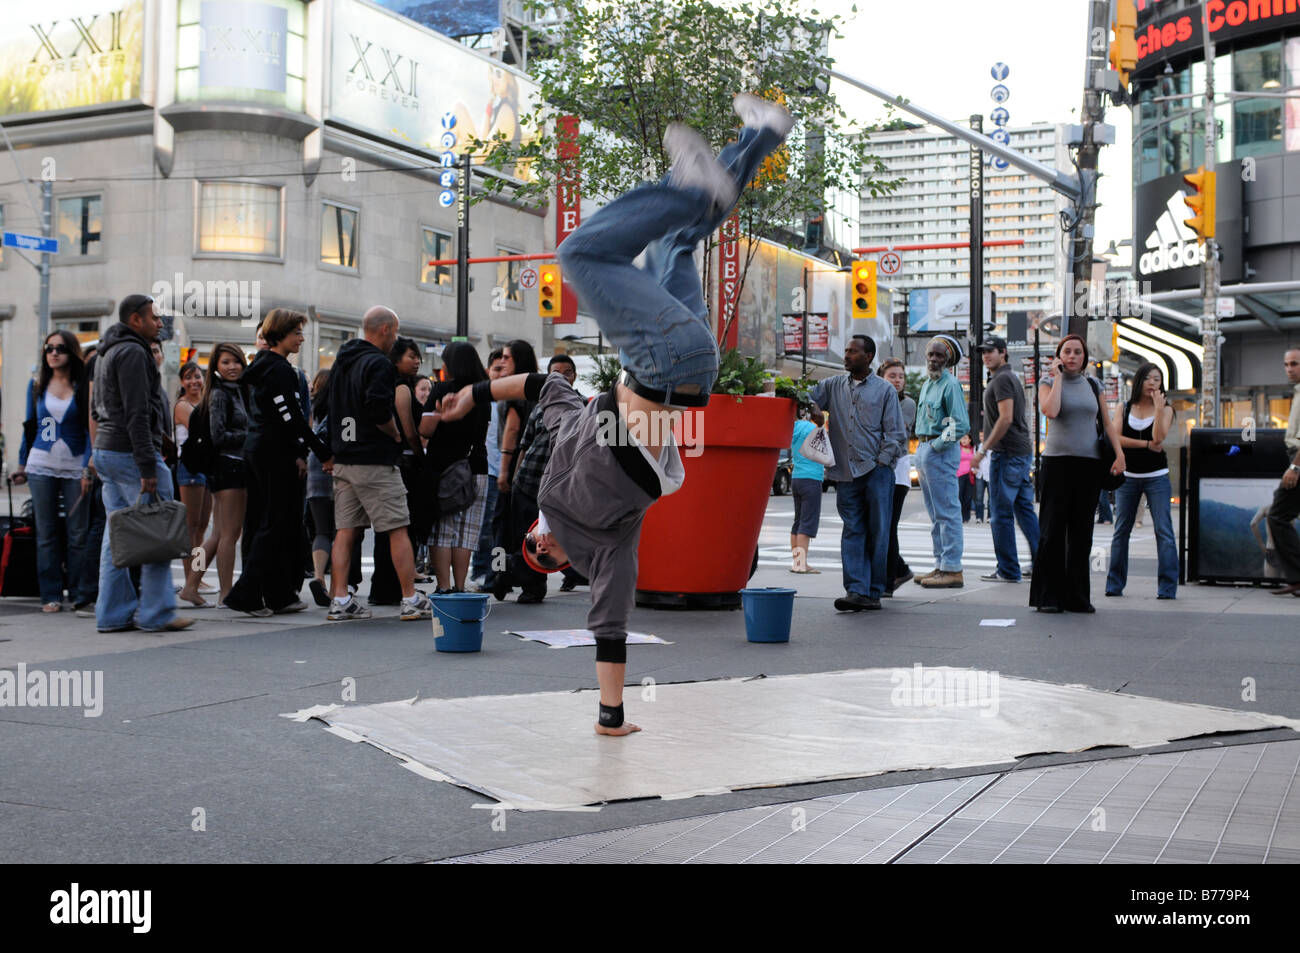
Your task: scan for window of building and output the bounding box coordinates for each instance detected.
[1233,42,1283,157]
[54,317,102,346]
[317,325,354,370]
[56,194,103,258]
[420,227,454,288]
[497,246,523,307]
[196,182,282,258]
[320,201,359,271]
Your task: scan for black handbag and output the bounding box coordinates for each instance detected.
[1088,377,1125,492]
[436,458,476,517]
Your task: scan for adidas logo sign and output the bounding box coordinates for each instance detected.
[1138,192,1207,276]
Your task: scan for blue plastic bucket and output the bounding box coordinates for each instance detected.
[740,587,796,643]
[431,592,491,653]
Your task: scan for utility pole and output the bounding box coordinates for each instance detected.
[1198,0,1221,428]
[969,114,985,436]
[1067,0,1112,341]
[455,151,471,339]
[39,180,52,341]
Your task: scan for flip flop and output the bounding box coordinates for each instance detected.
[182,598,216,609]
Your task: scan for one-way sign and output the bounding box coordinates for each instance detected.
[3,231,59,254]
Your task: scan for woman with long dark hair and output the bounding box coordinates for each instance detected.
[420,342,491,592]
[490,339,538,599]
[14,330,91,612]
[177,343,249,606]
[1030,334,1126,613]
[368,337,428,604]
[174,361,213,590]
[1106,362,1178,599]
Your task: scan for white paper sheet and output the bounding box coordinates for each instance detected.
[310,668,1300,812]
[505,629,671,648]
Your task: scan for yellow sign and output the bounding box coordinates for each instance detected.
[0,0,144,117]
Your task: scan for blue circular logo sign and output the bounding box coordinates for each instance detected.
[991,62,1010,81]
[992,157,1010,171]
[441,111,457,130]
[991,128,1011,145]
[990,84,1010,104]
[991,107,1010,127]
[440,131,457,150]
[441,151,457,168]
[440,170,457,189]
[438,190,455,207]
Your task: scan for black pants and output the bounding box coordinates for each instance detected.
[959,473,974,522]
[504,488,547,597]
[1030,456,1100,611]
[227,455,304,611]
[1268,478,1300,584]
[887,483,911,586]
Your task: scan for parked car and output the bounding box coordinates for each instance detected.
[772,450,833,495]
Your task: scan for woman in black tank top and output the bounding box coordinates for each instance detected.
[1105,362,1178,600]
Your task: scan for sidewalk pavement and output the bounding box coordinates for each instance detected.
[1,498,1297,863]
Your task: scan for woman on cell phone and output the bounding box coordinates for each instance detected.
[174,361,214,591]
[1029,334,1125,613]
[14,331,92,612]
[1105,362,1178,600]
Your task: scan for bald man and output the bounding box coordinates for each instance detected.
[325,306,431,621]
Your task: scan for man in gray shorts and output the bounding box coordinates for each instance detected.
[325,306,431,622]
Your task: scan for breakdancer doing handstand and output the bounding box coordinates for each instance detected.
[437,94,793,735]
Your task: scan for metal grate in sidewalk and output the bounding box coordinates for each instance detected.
[440,740,1300,864]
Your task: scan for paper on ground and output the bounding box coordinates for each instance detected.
[980,619,1017,627]
[506,629,671,648]
[308,668,1300,812]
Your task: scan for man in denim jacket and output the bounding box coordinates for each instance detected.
[914,334,970,588]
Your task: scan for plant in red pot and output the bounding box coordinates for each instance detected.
[632,350,808,608]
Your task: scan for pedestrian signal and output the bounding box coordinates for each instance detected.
[538,264,561,318]
[851,261,877,320]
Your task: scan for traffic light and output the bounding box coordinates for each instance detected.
[1111,322,1120,363]
[1182,166,1216,244]
[851,260,877,320]
[1109,0,1138,90]
[538,263,561,318]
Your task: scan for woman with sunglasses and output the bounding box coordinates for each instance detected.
[14,331,92,612]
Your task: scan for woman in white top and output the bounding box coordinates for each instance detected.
[1105,362,1178,599]
[174,362,214,592]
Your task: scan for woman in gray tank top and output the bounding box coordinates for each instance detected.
[1030,334,1126,613]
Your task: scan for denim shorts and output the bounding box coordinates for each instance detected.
[176,459,207,487]
[791,478,822,537]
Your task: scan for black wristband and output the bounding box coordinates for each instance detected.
[598,703,624,728]
[471,380,493,405]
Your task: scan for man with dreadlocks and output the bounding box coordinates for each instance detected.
[914,334,970,588]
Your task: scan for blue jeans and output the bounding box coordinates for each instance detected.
[988,452,1039,580]
[470,479,500,580]
[1106,472,1178,598]
[27,473,89,605]
[834,465,893,598]
[558,125,783,402]
[94,449,177,631]
[916,441,963,571]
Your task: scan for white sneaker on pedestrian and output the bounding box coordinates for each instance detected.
[733,92,794,138]
[400,592,432,621]
[664,124,738,209]
[327,597,371,622]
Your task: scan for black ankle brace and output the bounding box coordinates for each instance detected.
[598,703,624,728]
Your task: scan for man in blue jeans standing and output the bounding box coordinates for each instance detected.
[971,337,1039,582]
[914,335,970,588]
[808,336,906,611]
[91,295,192,633]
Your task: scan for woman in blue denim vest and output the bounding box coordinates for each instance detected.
[14,331,92,612]
[1105,362,1178,599]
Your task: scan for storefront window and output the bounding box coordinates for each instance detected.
[317,325,353,370]
[420,228,454,287]
[497,247,522,306]
[57,195,103,258]
[1233,42,1283,157]
[197,182,282,258]
[320,201,359,270]
[1286,38,1300,151]
[53,318,102,346]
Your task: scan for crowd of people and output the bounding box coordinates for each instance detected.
[784,336,1300,613]
[10,296,596,631]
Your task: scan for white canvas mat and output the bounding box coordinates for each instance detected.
[308,668,1300,812]
[505,629,670,648]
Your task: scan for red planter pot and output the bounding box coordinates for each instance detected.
[636,394,796,607]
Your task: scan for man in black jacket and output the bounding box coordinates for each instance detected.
[326,306,431,622]
[224,309,332,616]
[92,294,193,633]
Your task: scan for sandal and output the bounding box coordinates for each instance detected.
[42,602,62,613]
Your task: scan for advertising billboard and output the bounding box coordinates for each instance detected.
[907,287,994,333]
[369,0,500,39]
[0,0,144,118]
[328,0,538,177]
[1133,165,1242,292]
[1133,0,1300,75]
[175,0,306,110]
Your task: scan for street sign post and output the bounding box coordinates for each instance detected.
[879,250,902,277]
[2,231,58,254]
[518,267,539,290]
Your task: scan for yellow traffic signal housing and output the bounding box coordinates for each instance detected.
[1110,0,1138,88]
[538,264,561,318]
[1182,166,1216,244]
[851,260,877,320]
[1111,322,1120,363]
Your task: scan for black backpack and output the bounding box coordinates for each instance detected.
[181,402,217,476]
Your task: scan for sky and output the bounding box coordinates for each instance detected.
[827,0,1134,264]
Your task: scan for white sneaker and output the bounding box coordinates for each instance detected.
[400,593,432,621]
[733,92,794,138]
[327,597,371,622]
[664,124,738,209]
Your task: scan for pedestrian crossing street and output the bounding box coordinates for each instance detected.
[759,503,1031,573]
